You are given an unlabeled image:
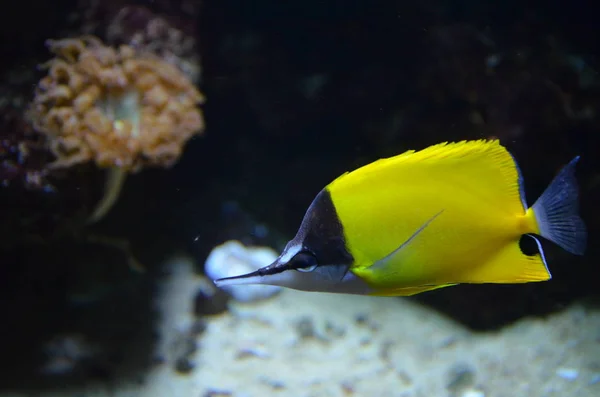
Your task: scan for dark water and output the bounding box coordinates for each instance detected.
[0,0,598,393]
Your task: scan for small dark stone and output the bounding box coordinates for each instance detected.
[295,317,316,339]
[269,381,285,390]
[202,390,233,397]
[189,319,207,336]
[446,364,476,395]
[354,313,369,325]
[152,354,166,365]
[194,286,229,316]
[174,357,195,374]
[171,327,200,374]
[324,320,346,338]
[341,381,355,395]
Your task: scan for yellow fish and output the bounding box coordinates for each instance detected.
[214,140,586,296]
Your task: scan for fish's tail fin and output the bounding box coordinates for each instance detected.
[530,156,587,255]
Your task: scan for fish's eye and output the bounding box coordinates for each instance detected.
[290,251,319,273]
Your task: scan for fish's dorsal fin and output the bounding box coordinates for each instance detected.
[328,139,525,215]
[372,139,507,168]
[332,139,510,183]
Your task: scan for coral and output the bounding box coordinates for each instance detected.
[25,35,205,222]
[27,35,205,173]
[106,6,201,83]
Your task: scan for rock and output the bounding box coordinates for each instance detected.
[204,240,281,302]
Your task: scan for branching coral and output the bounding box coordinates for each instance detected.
[27,35,205,222]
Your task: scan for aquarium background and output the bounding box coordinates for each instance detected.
[0,0,598,396]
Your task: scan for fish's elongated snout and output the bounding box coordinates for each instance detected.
[212,253,287,287]
[213,257,372,294]
[213,259,309,290]
[214,268,270,287]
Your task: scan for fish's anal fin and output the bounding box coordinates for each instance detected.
[371,210,444,272]
[457,234,551,284]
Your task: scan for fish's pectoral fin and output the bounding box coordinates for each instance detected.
[352,210,445,290]
[371,209,444,272]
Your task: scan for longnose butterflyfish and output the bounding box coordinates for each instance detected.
[214,140,586,296]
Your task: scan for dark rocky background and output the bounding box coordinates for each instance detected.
[0,0,598,390]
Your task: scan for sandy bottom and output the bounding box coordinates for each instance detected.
[2,257,599,397]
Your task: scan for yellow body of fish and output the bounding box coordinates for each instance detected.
[328,140,584,295]
[214,139,586,297]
